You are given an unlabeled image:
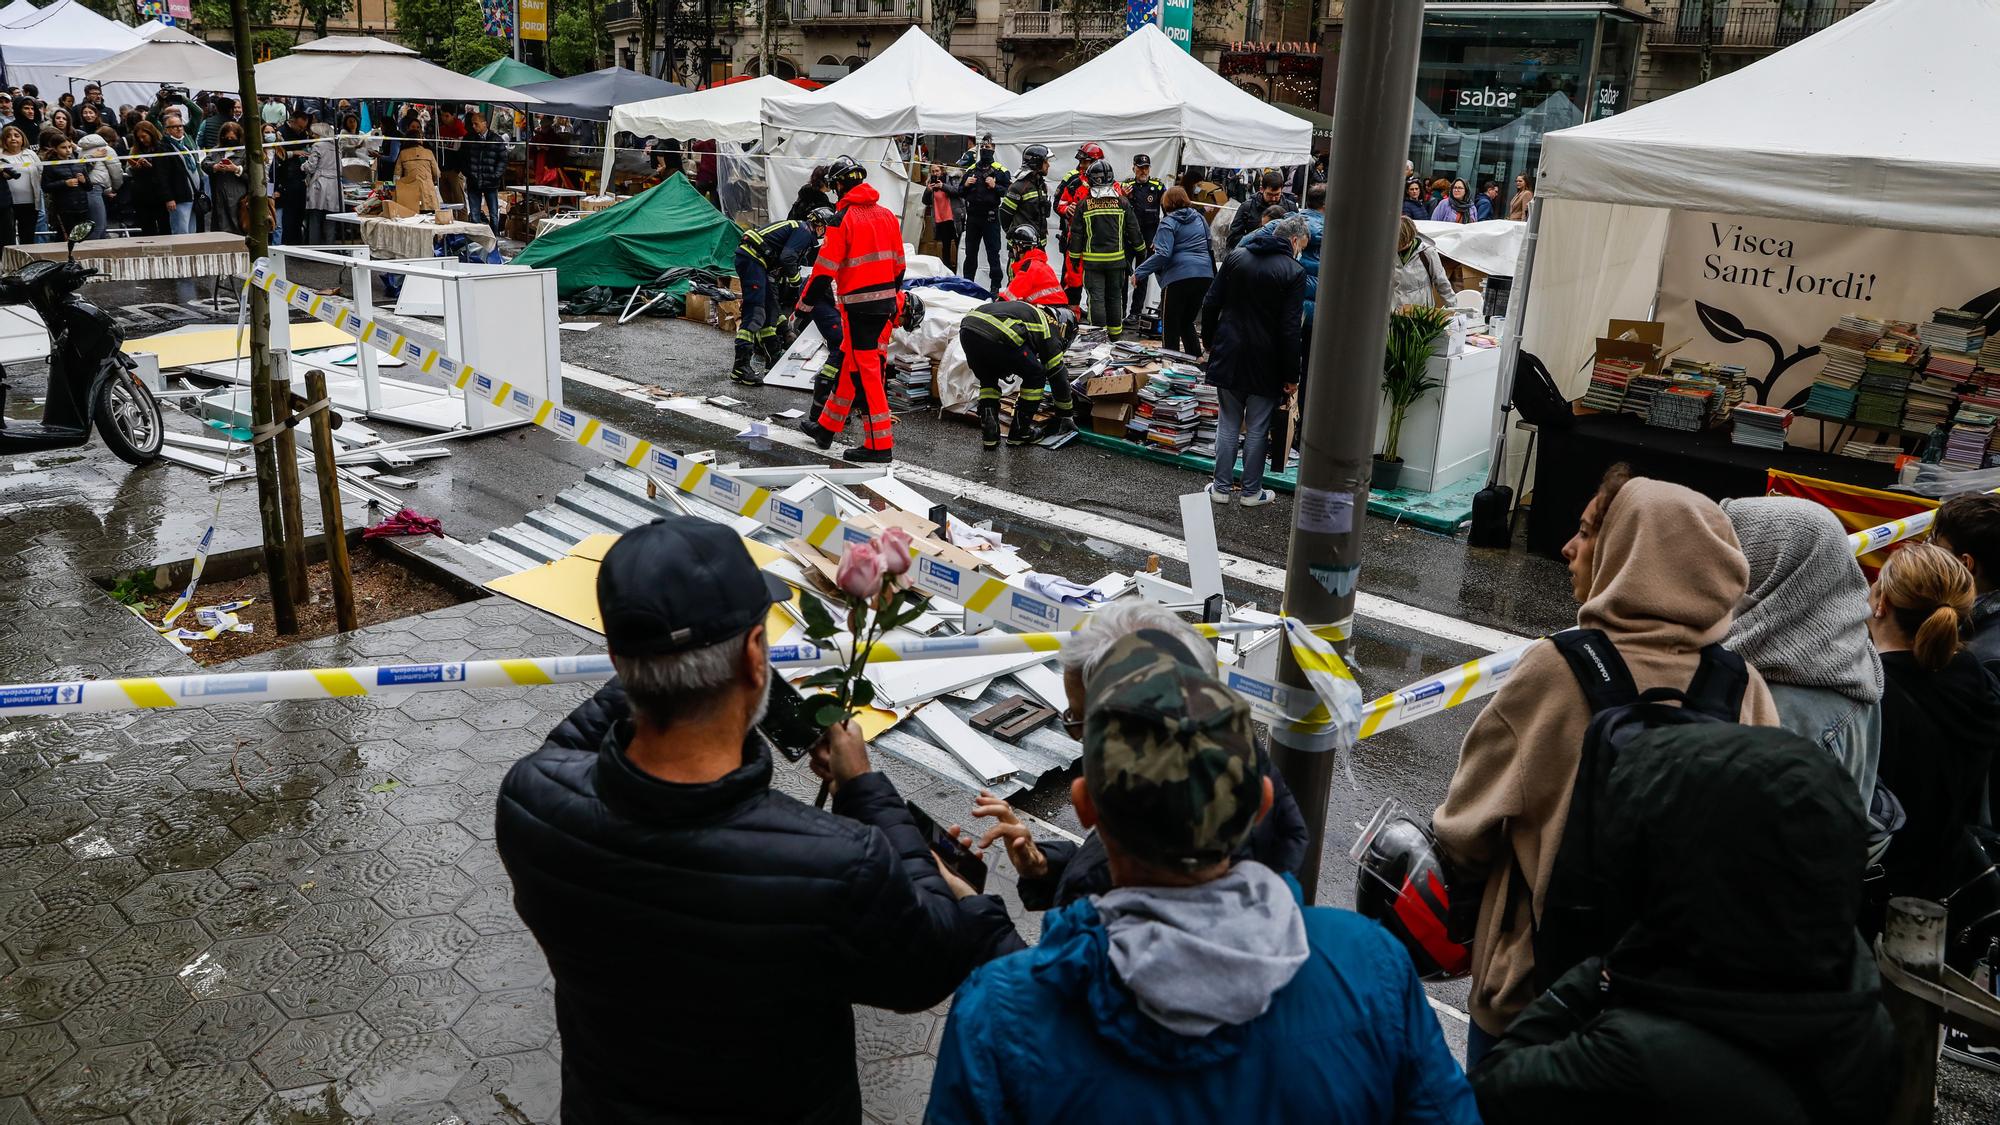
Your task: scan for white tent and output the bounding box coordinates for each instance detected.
[760,27,1014,230]
[0,1,39,24]
[599,73,791,187]
[69,24,237,91]
[134,18,176,38]
[0,0,150,107]
[254,35,540,103]
[977,25,1312,173]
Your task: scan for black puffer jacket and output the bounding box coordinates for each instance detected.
[465,128,508,190]
[1201,226,1306,400]
[1471,725,1897,1125]
[1875,648,2000,903]
[496,681,1021,1125]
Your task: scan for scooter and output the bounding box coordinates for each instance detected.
[0,221,162,465]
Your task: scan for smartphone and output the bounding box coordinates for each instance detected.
[904,801,989,894]
[758,670,823,763]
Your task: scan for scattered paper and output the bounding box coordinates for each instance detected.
[559,321,600,333]
[774,408,806,420]
[708,395,745,408]
[1025,573,1106,607]
[736,422,772,450]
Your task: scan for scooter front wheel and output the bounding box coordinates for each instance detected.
[94,372,163,465]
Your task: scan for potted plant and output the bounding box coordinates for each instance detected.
[1375,303,1454,491]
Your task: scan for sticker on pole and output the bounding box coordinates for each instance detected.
[1294,486,1354,535]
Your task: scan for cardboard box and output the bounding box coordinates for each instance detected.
[1084,371,1142,400]
[684,293,742,330]
[1090,399,1133,436]
[1594,318,1668,375]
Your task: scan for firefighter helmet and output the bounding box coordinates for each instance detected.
[805,206,835,232]
[1352,802,1472,982]
[827,155,868,194]
[1021,144,1051,173]
[1075,142,1105,164]
[1086,159,1115,188]
[899,289,926,333]
[1007,224,1042,255]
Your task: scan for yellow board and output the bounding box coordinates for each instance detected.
[124,322,356,368]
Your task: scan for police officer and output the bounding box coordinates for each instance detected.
[1122,154,1166,248]
[1055,142,1106,306]
[1066,160,1145,342]
[998,225,1066,308]
[732,210,827,385]
[799,156,907,464]
[957,133,1010,290]
[960,301,1079,450]
[998,144,1052,247]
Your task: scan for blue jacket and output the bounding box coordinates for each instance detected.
[1297,207,1324,312]
[1130,207,1214,288]
[926,878,1479,1125]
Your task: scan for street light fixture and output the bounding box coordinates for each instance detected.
[1000,39,1015,87]
[856,33,872,58]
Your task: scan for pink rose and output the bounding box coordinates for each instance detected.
[836,542,885,598]
[877,528,913,575]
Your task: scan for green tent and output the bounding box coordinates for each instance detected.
[514,175,739,295]
[468,57,559,88]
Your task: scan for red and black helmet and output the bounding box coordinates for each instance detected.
[1352,801,1471,981]
[1075,142,1105,164]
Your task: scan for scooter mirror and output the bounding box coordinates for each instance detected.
[65,221,92,251]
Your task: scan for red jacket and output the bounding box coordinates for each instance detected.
[1000,248,1066,306]
[807,181,905,313]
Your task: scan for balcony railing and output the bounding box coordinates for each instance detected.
[794,1,921,24]
[604,0,636,22]
[1002,8,1124,38]
[1646,3,1869,48]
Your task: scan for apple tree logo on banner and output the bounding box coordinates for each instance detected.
[1126,0,1158,35]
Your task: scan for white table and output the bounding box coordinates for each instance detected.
[507,185,587,201]
[1372,345,1503,493]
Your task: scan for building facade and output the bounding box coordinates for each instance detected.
[1631,0,1871,104]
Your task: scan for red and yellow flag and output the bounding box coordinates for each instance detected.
[1766,469,1935,577]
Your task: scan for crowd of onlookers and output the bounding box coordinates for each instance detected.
[1403,170,1534,224]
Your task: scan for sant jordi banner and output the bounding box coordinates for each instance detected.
[1657,210,2000,437]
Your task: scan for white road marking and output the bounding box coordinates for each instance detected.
[561,365,1528,655]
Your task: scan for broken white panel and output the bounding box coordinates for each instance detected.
[1178,492,1225,604]
[764,323,826,391]
[866,650,1054,709]
[1009,663,1071,716]
[909,702,1016,784]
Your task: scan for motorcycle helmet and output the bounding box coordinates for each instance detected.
[805,206,836,233]
[899,289,926,333]
[1352,800,1471,981]
[1074,142,1105,164]
[1086,159,1115,188]
[827,155,868,194]
[1021,144,1051,174]
[1006,224,1042,256]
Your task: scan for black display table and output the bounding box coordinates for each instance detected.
[1526,413,1900,557]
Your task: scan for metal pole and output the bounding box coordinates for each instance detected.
[303,369,359,633]
[1269,0,1424,901]
[1883,897,1946,1125]
[230,0,298,636]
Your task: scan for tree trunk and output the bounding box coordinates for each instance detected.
[640,0,658,76]
[760,0,775,77]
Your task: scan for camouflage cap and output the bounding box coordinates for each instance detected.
[1082,629,1262,868]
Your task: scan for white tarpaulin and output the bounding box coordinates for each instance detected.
[613,74,794,145]
[1415,219,1524,279]
[977,24,1311,170]
[69,24,237,91]
[254,36,540,103]
[0,0,150,108]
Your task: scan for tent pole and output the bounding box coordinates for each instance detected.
[1484,194,1540,488]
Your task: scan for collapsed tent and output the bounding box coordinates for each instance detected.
[468,55,557,89]
[0,0,151,108]
[978,25,1312,176]
[513,66,688,122]
[513,173,738,294]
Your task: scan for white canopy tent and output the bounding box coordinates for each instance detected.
[69,24,237,92]
[598,72,790,187]
[760,27,1014,232]
[0,0,150,108]
[134,18,177,38]
[254,35,540,103]
[0,1,37,23]
[977,24,1312,178]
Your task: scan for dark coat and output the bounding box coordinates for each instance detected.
[786,184,833,222]
[1875,649,2000,902]
[465,128,508,190]
[495,680,1020,1125]
[1226,191,1297,250]
[40,158,88,217]
[958,155,1009,220]
[1017,746,1312,911]
[1471,725,1898,1125]
[1200,227,1305,400]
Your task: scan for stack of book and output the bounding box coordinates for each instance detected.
[1840,439,1905,463]
[1134,370,1203,452]
[1730,403,1792,450]
[1943,408,1996,471]
[1665,359,1748,428]
[1189,379,1220,459]
[1854,342,1921,429]
[1919,307,1987,356]
[1624,372,1671,420]
[886,358,933,410]
[1979,332,2000,379]
[1581,355,1641,412]
[1962,393,2000,460]
[1807,317,1887,419]
[1902,380,1956,433]
[1648,385,1713,432]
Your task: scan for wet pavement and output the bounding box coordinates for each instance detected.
[0,280,1987,1121]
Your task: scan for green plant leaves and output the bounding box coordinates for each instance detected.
[849,680,876,710]
[814,703,849,728]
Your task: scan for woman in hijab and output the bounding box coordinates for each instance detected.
[1430,178,1477,224]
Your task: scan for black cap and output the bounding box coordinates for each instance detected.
[596,517,790,658]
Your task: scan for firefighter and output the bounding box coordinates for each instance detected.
[1066,159,1145,342]
[998,144,1052,245]
[731,210,827,385]
[1054,142,1106,306]
[798,156,906,464]
[787,206,843,416]
[961,301,1079,449]
[957,133,1010,289]
[998,224,1066,307]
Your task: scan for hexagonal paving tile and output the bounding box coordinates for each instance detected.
[114,871,233,924]
[390,750,475,789]
[853,1006,937,1062]
[28,1041,172,1123]
[341,1031,476,1110]
[453,987,555,1056]
[407,617,474,643]
[451,930,546,993]
[217,839,321,888]
[178,934,298,1002]
[0,800,95,849]
[381,788,480,828]
[127,1060,271,1125]
[394,691,472,723]
[265,702,358,736]
[464,700,541,734]
[246,1081,369,1124]
[359,970,476,1040]
[365,917,476,977]
[0,1023,76,1097]
[0,846,80,890]
[253,729,348,768]
[280,900,391,960]
[59,810,163,862]
[269,952,384,1019]
[0,891,46,938]
[134,824,243,875]
[61,975,192,1048]
[197,884,310,942]
[228,799,330,841]
[34,858,149,908]
[296,849,400,905]
[0,959,102,1029]
[156,994,284,1067]
[379,824,476,871]
[447,1048,561,1125]
[455,726,542,766]
[5,904,127,964]
[251,1013,382,1092]
[89,920,208,984]
[858,1053,934,1125]
[300,808,403,857]
[395,720,477,757]
[372,865,474,920]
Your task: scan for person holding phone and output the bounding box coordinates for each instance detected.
[496,516,1020,1125]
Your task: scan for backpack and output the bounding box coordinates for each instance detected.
[1529,628,1749,993]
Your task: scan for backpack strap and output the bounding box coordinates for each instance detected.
[1684,643,1750,721]
[1551,629,1639,714]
